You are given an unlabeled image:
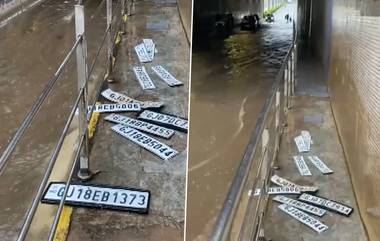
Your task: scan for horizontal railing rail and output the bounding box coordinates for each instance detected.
[210,21,297,241]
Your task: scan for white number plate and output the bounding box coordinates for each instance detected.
[111,124,178,160]
[294,135,309,153]
[101,88,163,109]
[273,195,326,217]
[298,193,353,216]
[105,114,175,139]
[138,110,188,132]
[89,103,141,113]
[143,39,155,61]
[133,66,155,90]
[293,156,312,176]
[278,204,329,233]
[271,175,318,192]
[308,156,333,174]
[268,186,301,195]
[42,182,150,213]
[301,130,312,150]
[152,65,183,87]
[135,43,151,63]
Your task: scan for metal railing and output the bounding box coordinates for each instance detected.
[0,0,131,240]
[210,22,297,241]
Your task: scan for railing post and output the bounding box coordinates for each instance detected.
[291,52,295,96]
[261,128,269,181]
[273,91,281,170]
[121,0,127,34]
[287,59,292,108]
[283,66,288,111]
[75,5,91,181]
[106,0,114,83]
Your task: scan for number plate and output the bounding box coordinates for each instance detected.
[301,130,312,150]
[294,135,309,153]
[152,65,183,87]
[278,204,329,233]
[90,103,141,113]
[101,88,164,109]
[135,43,151,63]
[271,175,318,193]
[105,114,175,139]
[133,66,156,90]
[308,156,333,174]
[268,186,301,195]
[293,156,312,176]
[138,110,188,133]
[298,193,353,216]
[111,124,178,160]
[143,39,155,61]
[273,195,326,217]
[41,182,150,214]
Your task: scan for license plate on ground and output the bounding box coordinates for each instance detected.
[89,103,141,113]
[143,39,155,60]
[105,114,175,139]
[293,156,312,176]
[152,65,183,87]
[111,124,178,160]
[295,135,309,153]
[101,88,164,109]
[273,195,326,217]
[308,156,333,174]
[271,175,318,193]
[268,186,301,195]
[41,182,150,214]
[278,204,329,233]
[298,193,353,216]
[135,43,151,63]
[133,66,156,90]
[138,110,188,132]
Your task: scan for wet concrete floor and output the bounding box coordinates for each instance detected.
[264,96,368,241]
[0,0,111,240]
[186,5,295,241]
[67,1,189,241]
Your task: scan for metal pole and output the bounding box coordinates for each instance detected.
[273,90,281,169]
[121,0,126,34]
[284,67,288,110]
[106,0,114,83]
[75,5,91,181]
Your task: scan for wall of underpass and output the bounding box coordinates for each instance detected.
[328,1,380,240]
[298,0,380,240]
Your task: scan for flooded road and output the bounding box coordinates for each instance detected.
[186,5,294,241]
[0,0,109,239]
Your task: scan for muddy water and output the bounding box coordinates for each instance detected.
[186,9,294,241]
[0,0,109,240]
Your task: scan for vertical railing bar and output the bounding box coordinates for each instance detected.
[16,87,85,241]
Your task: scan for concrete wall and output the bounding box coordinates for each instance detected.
[327,0,380,240]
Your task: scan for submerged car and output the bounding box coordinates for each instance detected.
[240,14,260,31]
